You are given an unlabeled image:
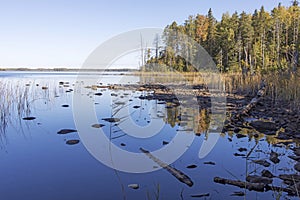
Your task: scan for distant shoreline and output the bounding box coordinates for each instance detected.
[0,68,139,72]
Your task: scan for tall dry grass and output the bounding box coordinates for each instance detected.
[136,71,300,110]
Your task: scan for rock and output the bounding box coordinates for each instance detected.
[91,124,105,128]
[279,174,300,183]
[62,104,69,107]
[22,117,36,120]
[249,121,277,133]
[190,193,209,198]
[66,139,80,145]
[246,175,273,185]
[203,161,216,165]
[133,105,141,109]
[234,153,245,157]
[230,191,245,196]
[288,155,300,161]
[236,133,247,138]
[253,159,271,167]
[42,86,48,90]
[102,118,120,123]
[94,93,102,96]
[264,131,277,136]
[128,184,139,190]
[187,164,197,169]
[233,127,241,133]
[238,148,247,152]
[261,170,274,178]
[270,151,280,164]
[162,141,169,145]
[293,148,300,156]
[57,129,77,134]
[276,132,291,140]
[294,162,300,172]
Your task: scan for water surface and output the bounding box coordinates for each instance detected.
[0,71,297,200]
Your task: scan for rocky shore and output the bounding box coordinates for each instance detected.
[101,81,300,197]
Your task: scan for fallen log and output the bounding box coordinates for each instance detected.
[214,176,296,196]
[233,80,266,120]
[214,177,265,192]
[140,147,194,187]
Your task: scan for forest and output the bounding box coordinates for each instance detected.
[145,1,300,74]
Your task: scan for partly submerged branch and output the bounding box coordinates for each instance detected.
[140,147,193,187]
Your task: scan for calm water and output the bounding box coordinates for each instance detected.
[0,72,297,200]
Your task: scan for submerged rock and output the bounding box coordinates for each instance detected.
[279,174,300,183]
[186,164,197,169]
[128,184,139,190]
[61,104,69,107]
[261,170,274,178]
[288,155,300,161]
[203,161,216,165]
[294,162,300,172]
[94,93,102,96]
[111,93,118,97]
[57,129,77,134]
[270,151,280,164]
[102,118,120,123]
[66,139,80,145]
[91,124,105,128]
[162,141,169,145]
[230,191,245,196]
[292,148,300,156]
[253,159,271,167]
[22,117,36,120]
[190,193,209,198]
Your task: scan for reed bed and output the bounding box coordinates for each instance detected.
[136,71,300,110]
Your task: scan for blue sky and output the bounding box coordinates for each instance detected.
[0,0,292,68]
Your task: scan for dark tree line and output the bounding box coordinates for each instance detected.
[145,1,300,73]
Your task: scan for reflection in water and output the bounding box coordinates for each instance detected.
[0,77,71,145]
[0,72,298,200]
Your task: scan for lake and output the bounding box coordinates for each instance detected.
[0,71,298,200]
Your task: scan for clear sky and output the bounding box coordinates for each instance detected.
[0,0,292,68]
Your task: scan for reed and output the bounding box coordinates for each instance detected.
[224,72,300,111]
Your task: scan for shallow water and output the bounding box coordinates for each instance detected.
[0,72,297,200]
